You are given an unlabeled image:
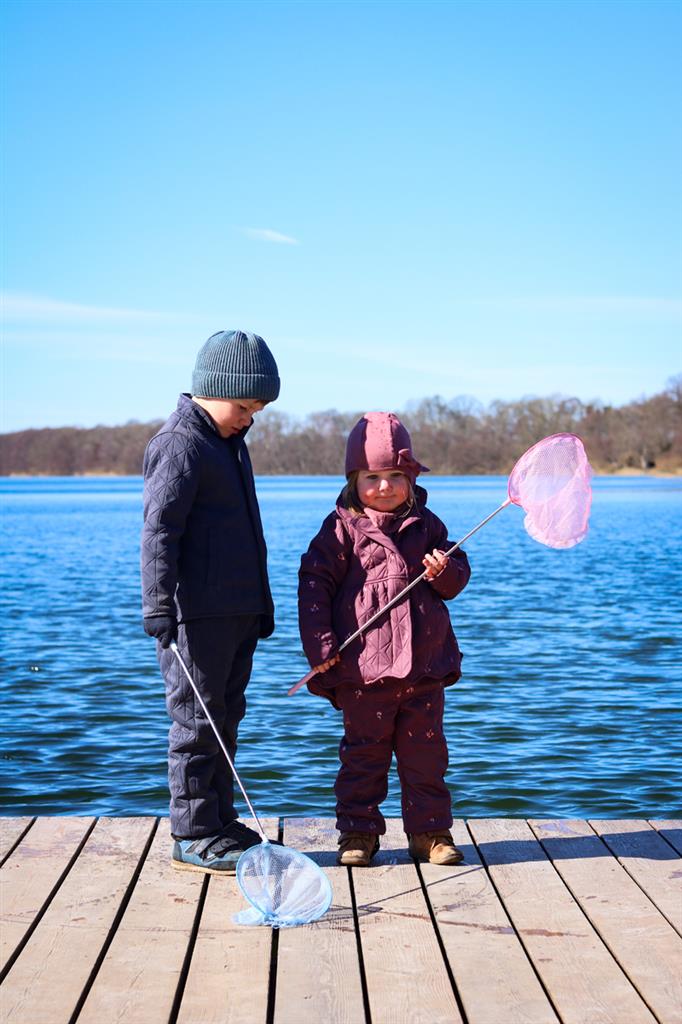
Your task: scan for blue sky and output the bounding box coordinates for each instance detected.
[2,0,680,431]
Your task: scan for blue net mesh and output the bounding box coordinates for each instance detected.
[233,841,333,928]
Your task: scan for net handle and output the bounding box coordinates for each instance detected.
[288,498,511,696]
[170,642,268,842]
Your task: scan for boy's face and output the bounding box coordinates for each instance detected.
[192,397,266,437]
[357,469,410,512]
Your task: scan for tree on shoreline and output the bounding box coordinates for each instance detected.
[1,378,680,476]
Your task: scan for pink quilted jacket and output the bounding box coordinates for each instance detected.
[298,488,470,700]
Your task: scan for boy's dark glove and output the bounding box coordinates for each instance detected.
[143,615,178,649]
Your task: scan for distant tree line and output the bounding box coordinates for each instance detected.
[1,376,680,476]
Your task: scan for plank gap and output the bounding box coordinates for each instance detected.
[587,820,682,940]
[168,871,210,1024]
[265,818,284,1024]
[0,816,98,985]
[648,819,682,857]
[265,920,280,1024]
[0,816,36,868]
[464,819,564,1024]
[414,858,470,1024]
[532,826,666,1024]
[68,817,160,1024]
[347,866,372,1024]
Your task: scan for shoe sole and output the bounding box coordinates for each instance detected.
[171,858,237,876]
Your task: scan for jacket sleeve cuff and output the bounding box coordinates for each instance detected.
[304,630,339,667]
[427,556,467,599]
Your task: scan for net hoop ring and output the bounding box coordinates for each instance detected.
[507,432,589,506]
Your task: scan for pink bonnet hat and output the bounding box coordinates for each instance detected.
[344,412,430,482]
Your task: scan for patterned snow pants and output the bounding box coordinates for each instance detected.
[334,679,453,836]
[158,615,261,838]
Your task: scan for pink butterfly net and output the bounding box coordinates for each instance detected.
[508,432,592,549]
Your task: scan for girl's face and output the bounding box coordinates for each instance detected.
[357,469,410,512]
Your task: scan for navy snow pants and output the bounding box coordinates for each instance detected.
[158,615,260,839]
[334,680,453,836]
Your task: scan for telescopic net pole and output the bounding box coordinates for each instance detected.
[170,643,268,842]
[336,498,511,654]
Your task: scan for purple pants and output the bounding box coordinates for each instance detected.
[334,680,453,835]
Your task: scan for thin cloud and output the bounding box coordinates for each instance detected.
[243,227,300,245]
[480,295,682,317]
[1,291,171,324]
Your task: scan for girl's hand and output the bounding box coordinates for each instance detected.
[423,548,449,579]
[314,654,341,674]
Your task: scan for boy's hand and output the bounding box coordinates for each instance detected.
[313,654,341,674]
[423,549,449,580]
[143,615,178,649]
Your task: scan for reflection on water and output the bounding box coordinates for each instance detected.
[1,475,680,818]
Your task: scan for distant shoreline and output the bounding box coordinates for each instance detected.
[2,383,680,476]
[3,468,681,479]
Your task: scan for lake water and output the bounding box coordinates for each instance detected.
[1,475,680,820]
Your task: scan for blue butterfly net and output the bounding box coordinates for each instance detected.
[233,841,333,928]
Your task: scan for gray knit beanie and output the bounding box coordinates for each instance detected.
[192,330,280,402]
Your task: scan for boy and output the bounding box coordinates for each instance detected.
[141,329,279,873]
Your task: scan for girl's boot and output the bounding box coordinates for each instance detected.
[408,830,464,865]
[337,832,380,866]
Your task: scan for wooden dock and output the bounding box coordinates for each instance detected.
[0,816,680,1024]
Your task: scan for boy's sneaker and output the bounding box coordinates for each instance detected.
[172,820,262,875]
[337,831,380,866]
[408,830,464,866]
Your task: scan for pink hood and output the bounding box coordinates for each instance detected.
[345,412,429,483]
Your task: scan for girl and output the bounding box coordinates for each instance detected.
[298,412,471,867]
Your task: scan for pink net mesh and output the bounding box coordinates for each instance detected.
[507,433,593,549]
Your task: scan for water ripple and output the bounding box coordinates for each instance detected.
[1,475,680,819]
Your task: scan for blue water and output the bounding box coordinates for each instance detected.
[1,475,680,819]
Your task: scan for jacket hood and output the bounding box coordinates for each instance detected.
[344,412,429,482]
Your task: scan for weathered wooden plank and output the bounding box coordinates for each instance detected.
[77,819,204,1024]
[352,818,463,1024]
[589,819,682,934]
[0,816,94,974]
[650,819,682,857]
[3,816,678,1024]
[177,818,279,1024]
[530,819,682,1024]
[0,818,35,864]
[421,819,558,1024]
[272,817,366,1024]
[469,818,656,1024]
[0,817,155,1023]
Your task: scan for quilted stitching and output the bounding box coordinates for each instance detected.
[142,425,201,616]
[140,395,274,628]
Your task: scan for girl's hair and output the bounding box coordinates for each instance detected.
[340,470,415,517]
[340,471,363,514]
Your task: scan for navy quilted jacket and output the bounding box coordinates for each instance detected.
[141,394,274,635]
[298,488,470,695]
